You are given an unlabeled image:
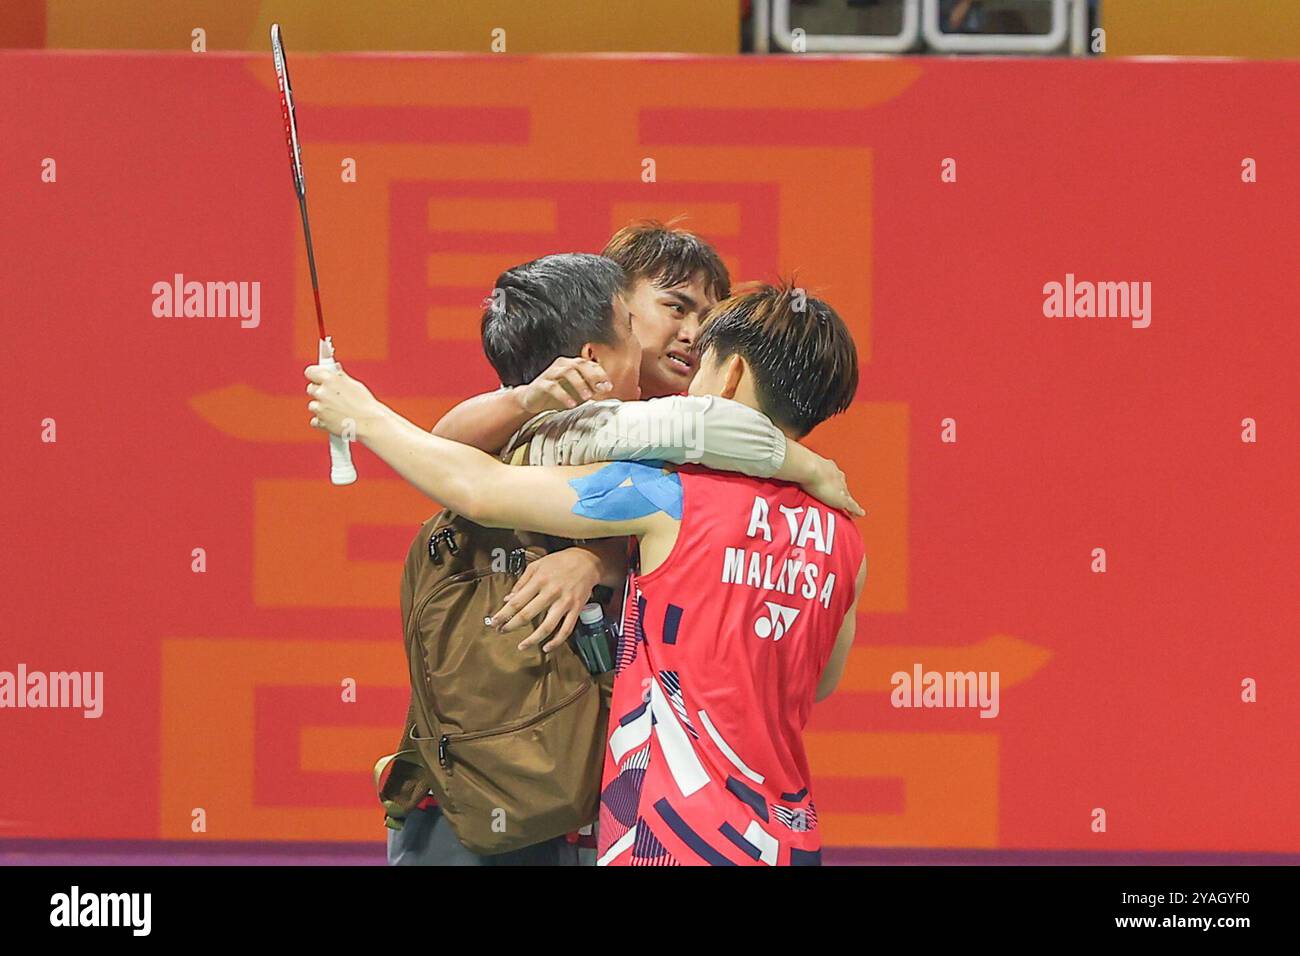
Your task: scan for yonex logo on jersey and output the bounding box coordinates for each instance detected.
[754,602,800,641]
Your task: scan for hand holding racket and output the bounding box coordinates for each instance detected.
[305,361,383,442]
[271,22,356,486]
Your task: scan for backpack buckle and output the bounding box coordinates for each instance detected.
[428,529,459,565]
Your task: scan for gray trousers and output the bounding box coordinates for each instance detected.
[386,804,581,866]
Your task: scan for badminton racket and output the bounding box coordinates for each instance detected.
[271,22,356,485]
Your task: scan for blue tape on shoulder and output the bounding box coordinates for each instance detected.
[568,460,683,521]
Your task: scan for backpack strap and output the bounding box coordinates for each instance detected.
[374,695,436,830]
[373,749,432,830]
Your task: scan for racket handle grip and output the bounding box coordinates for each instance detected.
[328,432,356,486]
[319,337,358,486]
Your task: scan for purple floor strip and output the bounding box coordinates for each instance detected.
[1,839,1295,867]
[820,846,1300,866]
[0,839,387,867]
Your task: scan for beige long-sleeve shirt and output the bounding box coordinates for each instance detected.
[500,394,788,473]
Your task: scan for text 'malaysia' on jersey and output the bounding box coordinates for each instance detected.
[721,496,841,611]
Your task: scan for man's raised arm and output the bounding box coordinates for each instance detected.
[513,394,862,516]
[431,356,614,451]
[307,363,657,542]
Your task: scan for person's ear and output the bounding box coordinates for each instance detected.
[721,354,745,400]
[580,342,599,362]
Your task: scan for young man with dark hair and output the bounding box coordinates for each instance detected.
[603,219,731,398]
[433,220,731,451]
[307,281,867,866]
[480,253,641,394]
[384,250,639,866]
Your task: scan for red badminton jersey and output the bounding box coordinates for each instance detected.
[596,465,864,866]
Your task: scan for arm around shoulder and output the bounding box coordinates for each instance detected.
[431,388,532,452]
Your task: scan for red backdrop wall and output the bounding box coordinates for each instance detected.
[2,50,1296,851]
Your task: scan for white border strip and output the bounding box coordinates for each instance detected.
[771,0,922,54]
[921,0,1068,53]
[698,709,765,785]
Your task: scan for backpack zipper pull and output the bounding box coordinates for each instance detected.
[428,532,443,564]
[443,530,459,555]
[437,735,449,768]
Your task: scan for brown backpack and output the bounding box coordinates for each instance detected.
[373,509,615,856]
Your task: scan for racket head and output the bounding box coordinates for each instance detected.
[270,23,306,198]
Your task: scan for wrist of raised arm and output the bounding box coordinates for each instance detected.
[511,384,539,416]
[780,441,818,484]
[357,403,400,446]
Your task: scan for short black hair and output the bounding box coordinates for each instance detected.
[481,253,629,386]
[694,281,859,438]
[603,220,731,301]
